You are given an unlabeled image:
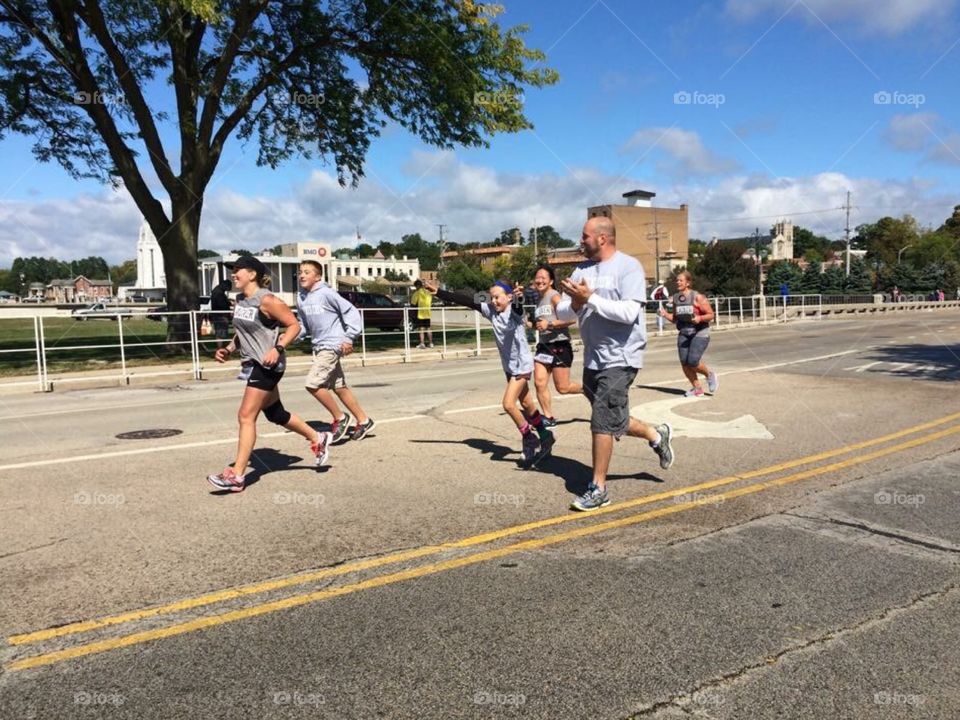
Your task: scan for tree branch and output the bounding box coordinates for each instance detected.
[76,0,178,194]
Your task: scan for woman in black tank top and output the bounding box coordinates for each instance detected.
[658,270,719,398]
[529,264,583,426]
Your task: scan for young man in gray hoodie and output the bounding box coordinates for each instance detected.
[297,261,375,442]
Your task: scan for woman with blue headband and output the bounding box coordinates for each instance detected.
[423,278,554,468]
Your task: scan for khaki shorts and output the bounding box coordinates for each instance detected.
[305,350,347,390]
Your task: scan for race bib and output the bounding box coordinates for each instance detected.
[233,306,257,322]
[534,352,555,365]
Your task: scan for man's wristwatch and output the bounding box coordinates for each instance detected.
[274,343,285,353]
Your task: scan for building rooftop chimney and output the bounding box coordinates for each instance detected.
[622,189,656,207]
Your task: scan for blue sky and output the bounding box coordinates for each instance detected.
[2,0,959,263]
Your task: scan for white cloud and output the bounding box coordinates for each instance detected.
[623,127,739,177]
[0,158,954,267]
[725,0,955,35]
[883,113,960,166]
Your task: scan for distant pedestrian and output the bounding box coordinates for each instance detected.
[410,280,434,349]
[210,279,233,348]
[651,283,668,332]
[658,270,718,398]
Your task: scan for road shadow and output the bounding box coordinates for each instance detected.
[862,343,960,382]
[635,384,686,396]
[411,438,665,496]
[207,448,313,496]
[412,438,517,463]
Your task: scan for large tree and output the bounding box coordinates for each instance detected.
[0,0,557,340]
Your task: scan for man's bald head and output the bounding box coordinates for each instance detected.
[581,216,617,260]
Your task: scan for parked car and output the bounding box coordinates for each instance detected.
[338,291,412,332]
[71,302,133,320]
[146,296,211,321]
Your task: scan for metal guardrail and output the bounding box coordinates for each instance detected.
[1,295,958,392]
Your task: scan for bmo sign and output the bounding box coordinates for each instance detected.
[297,243,331,260]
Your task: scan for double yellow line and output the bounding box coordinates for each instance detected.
[7,412,960,672]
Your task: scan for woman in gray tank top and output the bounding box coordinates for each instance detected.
[530,264,582,426]
[207,256,329,492]
[658,270,718,398]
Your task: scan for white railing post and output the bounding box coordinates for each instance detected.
[738,297,744,326]
[38,315,49,390]
[441,305,448,356]
[475,311,482,356]
[117,314,128,384]
[360,309,367,364]
[403,307,411,363]
[189,311,202,380]
[33,316,44,392]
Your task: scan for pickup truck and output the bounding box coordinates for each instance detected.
[71,302,134,321]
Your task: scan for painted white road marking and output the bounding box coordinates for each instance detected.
[631,395,773,440]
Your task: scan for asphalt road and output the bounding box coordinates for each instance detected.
[1,311,959,719]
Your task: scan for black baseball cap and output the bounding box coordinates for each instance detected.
[225,255,268,276]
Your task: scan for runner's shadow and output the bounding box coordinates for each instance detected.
[531,455,665,495]
[207,449,309,495]
[410,438,517,463]
[635,384,685,395]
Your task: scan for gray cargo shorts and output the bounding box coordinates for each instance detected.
[582,366,638,436]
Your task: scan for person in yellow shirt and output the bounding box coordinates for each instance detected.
[411,279,434,348]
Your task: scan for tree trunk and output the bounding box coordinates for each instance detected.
[157,200,202,350]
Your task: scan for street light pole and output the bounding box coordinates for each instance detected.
[897,244,913,264]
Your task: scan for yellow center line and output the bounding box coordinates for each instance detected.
[10,409,960,647]
[7,422,960,673]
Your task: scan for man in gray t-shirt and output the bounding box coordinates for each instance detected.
[556,216,676,511]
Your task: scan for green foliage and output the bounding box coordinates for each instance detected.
[798,263,822,294]
[792,226,832,260]
[70,256,110,279]
[763,261,803,295]
[843,258,873,294]
[384,268,409,282]
[438,260,493,292]
[230,249,254,257]
[197,249,220,259]
[0,0,557,316]
[697,242,757,296]
[110,260,138,288]
[354,243,376,258]
[820,267,845,294]
[10,256,72,285]
[526,225,574,249]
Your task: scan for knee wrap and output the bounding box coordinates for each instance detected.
[263,400,291,426]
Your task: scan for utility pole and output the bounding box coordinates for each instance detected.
[840,190,853,276]
[653,206,661,285]
[754,227,763,295]
[436,223,448,271]
[533,222,538,259]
